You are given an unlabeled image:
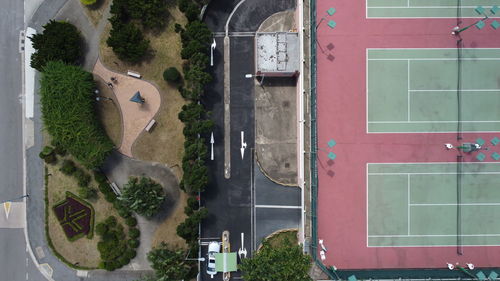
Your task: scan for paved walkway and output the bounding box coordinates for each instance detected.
[101,151,181,270]
[255,11,298,186]
[93,59,161,157]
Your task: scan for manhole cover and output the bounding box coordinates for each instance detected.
[285,162,290,168]
[283,101,290,107]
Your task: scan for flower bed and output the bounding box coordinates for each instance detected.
[53,192,95,241]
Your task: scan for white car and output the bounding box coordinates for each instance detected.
[206,242,220,278]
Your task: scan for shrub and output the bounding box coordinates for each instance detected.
[128,239,140,248]
[163,67,181,83]
[39,61,114,169]
[129,227,140,239]
[125,249,137,259]
[94,171,107,184]
[118,256,130,266]
[60,160,76,175]
[125,216,137,227]
[30,20,83,71]
[80,0,97,5]
[74,169,91,187]
[147,242,191,280]
[176,208,208,243]
[95,222,108,236]
[105,216,117,227]
[119,177,166,217]
[78,187,97,199]
[118,207,132,218]
[104,192,117,203]
[39,146,57,164]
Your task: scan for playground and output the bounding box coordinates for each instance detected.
[314,0,500,272]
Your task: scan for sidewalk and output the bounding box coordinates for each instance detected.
[254,10,298,186]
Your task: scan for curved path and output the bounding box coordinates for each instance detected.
[101,151,180,271]
[93,59,161,157]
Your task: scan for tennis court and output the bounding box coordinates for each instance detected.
[366,0,500,18]
[368,162,500,247]
[367,48,500,133]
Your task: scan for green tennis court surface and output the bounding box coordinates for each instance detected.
[367,49,500,133]
[368,163,500,247]
[367,0,500,18]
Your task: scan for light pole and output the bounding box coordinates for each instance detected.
[210,38,216,66]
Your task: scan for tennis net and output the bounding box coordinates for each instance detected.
[456,0,463,141]
[456,155,463,255]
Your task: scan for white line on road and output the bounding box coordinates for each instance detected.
[255,205,302,209]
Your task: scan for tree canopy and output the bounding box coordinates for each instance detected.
[119,177,165,217]
[239,239,312,281]
[39,61,113,169]
[106,22,150,63]
[144,242,192,281]
[30,20,82,71]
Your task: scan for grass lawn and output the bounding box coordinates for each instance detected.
[265,230,298,248]
[46,157,124,268]
[80,0,111,26]
[99,6,187,179]
[151,191,188,249]
[94,75,122,147]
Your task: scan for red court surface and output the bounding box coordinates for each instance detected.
[315,0,500,270]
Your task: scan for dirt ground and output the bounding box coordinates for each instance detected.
[151,191,188,250]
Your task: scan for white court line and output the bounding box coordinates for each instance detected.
[368,161,500,165]
[410,89,500,92]
[407,174,410,235]
[254,205,301,209]
[369,234,500,237]
[407,60,410,121]
[369,57,500,61]
[369,172,500,175]
[368,120,500,123]
[368,243,500,248]
[410,203,500,206]
[369,6,497,9]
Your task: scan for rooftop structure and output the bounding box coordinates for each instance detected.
[255,32,299,77]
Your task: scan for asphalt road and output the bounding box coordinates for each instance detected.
[0,0,47,280]
[201,0,297,280]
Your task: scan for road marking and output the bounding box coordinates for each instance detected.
[4,202,11,219]
[255,205,301,209]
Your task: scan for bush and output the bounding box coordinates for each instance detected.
[128,239,140,248]
[126,249,137,259]
[95,222,108,236]
[176,208,208,243]
[119,177,166,217]
[118,207,132,218]
[129,227,140,239]
[80,0,97,5]
[39,146,57,164]
[163,67,181,83]
[94,171,107,184]
[74,169,91,187]
[39,61,114,169]
[105,216,117,227]
[125,216,137,227]
[78,187,97,199]
[118,256,130,266]
[30,20,83,71]
[60,160,76,175]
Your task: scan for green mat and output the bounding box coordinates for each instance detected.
[327,20,336,29]
[476,137,485,146]
[477,152,486,162]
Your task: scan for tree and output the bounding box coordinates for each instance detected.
[106,23,149,63]
[119,177,165,217]
[239,239,312,281]
[163,67,181,83]
[176,208,208,242]
[146,242,192,280]
[128,0,168,29]
[39,61,113,169]
[30,20,82,71]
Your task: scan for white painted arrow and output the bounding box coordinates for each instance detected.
[210,39,216,66]
[3,202,11,219]
[240,131,247,159]
[238,232,247,259]
[210,132,215,160]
